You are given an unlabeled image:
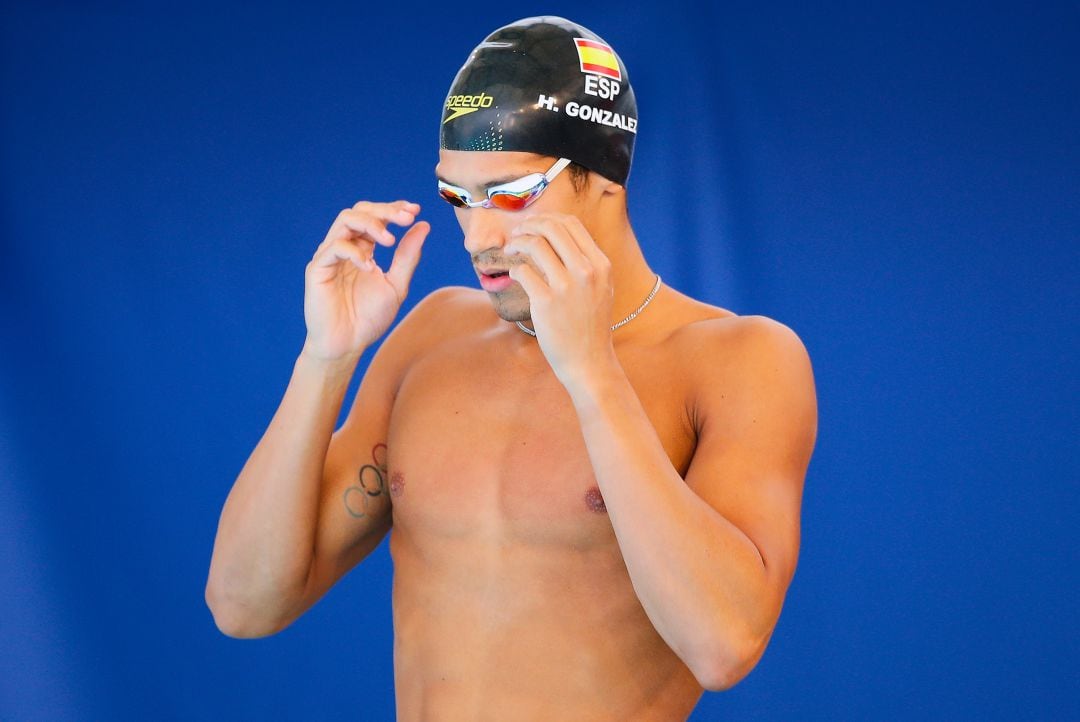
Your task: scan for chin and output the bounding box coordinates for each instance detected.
[488,290,531,323]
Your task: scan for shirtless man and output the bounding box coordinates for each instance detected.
[206,16,817,721]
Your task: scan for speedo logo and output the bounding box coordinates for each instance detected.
[443,92,494,124]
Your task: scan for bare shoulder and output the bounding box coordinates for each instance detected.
[334,283,492,433]
[375,285,496,375]
[395,285,494,336]
[654,288,813,380]
[677,313,812,369]
[649,291,816,434]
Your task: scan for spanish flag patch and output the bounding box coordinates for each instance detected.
[573,38,621,81]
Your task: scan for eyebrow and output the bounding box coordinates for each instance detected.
[435,170,541,189]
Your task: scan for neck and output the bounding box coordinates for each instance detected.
[606,224,658,324]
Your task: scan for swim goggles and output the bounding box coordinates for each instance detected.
[437,157,572,212]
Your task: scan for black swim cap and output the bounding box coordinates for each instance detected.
[440,16,638,186]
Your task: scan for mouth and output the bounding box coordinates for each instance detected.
[477,268,514,292]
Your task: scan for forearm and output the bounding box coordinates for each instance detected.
[566,359,769,683]
[206,346,361,628]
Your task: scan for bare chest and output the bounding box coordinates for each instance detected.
[384,339,694,549]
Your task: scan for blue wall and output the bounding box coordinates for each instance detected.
[2,2,1076,719]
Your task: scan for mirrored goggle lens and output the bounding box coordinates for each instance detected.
[438,186,470,207]
[489,189,539,212]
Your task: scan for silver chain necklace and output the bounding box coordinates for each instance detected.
[515,275,663,337]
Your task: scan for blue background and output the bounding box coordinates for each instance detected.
[2,1,1077,719]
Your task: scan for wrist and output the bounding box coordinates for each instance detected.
[560,347,624,403]
[297,342,363,381]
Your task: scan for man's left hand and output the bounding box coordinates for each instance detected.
[506,213,617,389]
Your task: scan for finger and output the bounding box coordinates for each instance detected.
[326,202,423,252]
[313,209,387,256]
[335,208,398,248]
[504,233,567,288]
[308,238,373,273]
[547,213,610,271]
[385,221,430,298]
[511,215,592,275]
[351,200,423,228]
[507,262,551,303]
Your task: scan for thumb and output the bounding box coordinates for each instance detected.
[386,221,430,298]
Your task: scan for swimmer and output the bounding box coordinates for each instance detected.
[206,16,818,720]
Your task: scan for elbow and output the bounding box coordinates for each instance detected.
[689,631,770,692]
[691,660,747,693]
[207,603,280,640]
[204,580,292,639]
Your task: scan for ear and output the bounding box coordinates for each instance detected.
[603,181,625,199]
[591,172,626,197]
[587,171,623,200]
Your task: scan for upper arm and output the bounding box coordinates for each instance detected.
[682,315,818,634]
[285,287,468,622]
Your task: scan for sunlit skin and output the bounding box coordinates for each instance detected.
[373,150,814,719]
[206,148,817,721]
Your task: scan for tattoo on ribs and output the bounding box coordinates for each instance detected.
[343,443,389,519]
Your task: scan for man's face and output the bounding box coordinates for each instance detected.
[435,149,592,323]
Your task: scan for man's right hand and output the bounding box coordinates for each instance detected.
[303,200,430,361]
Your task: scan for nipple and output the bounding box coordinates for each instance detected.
[390,471,406,499]
[584,486,607,514]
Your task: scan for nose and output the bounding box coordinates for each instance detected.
[461,207,509,256]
